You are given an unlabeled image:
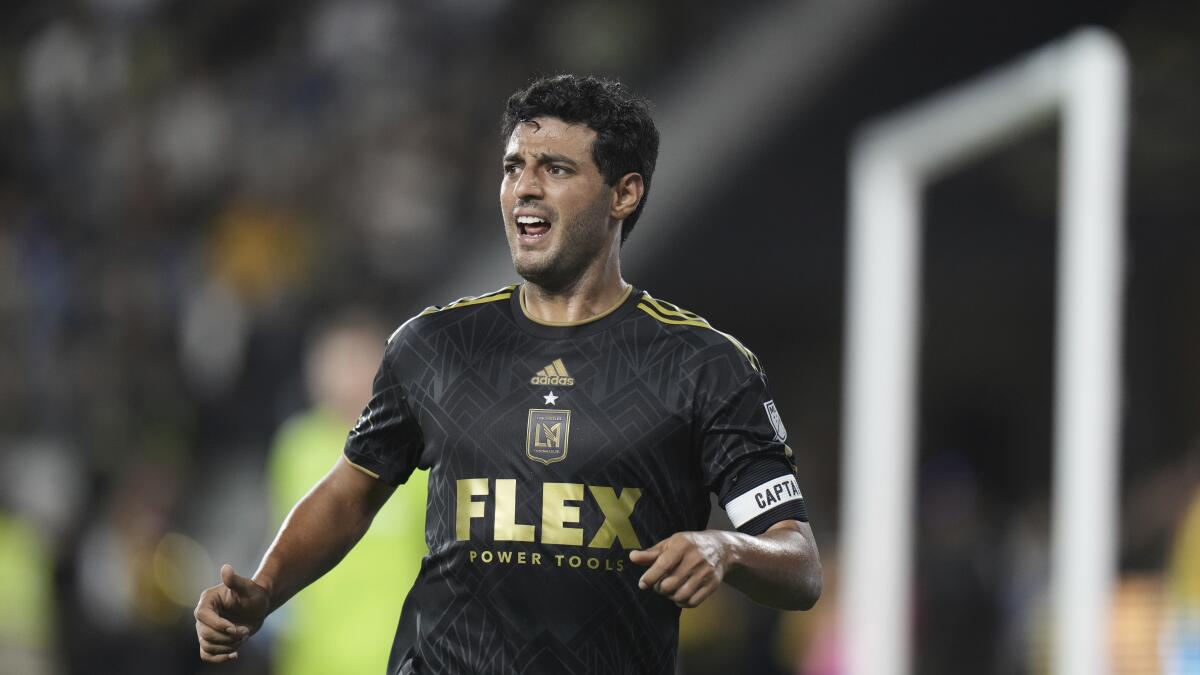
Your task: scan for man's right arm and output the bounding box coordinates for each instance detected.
[194,456,394,663]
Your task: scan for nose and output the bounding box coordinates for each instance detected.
[514,168,543,201]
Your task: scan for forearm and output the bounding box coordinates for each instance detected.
[721,520,822,610]
[252,459,390,613]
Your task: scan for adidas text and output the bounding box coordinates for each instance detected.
[531,374,575,386]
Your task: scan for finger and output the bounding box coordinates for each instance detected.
[664,553,709,593]
[197,624,240,645]
[628,549,655,566]
[682,581,718,609]
[199,648,239,663]
[667,562,711,605]
[628,540,664,566]
[200,640,239,656]
[637,545,683,590]
[194,602,238,636]
[221,563,256,597]
[658,558,706,597]
[657,570,691,597]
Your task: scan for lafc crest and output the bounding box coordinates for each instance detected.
[526,409,571,465]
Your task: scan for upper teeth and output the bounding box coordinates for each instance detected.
[517,216,547,224]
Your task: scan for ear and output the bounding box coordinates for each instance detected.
[609,173,645,222]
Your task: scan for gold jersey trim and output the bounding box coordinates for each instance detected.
[636,292,762,373]
[518,283,634,327]
[419,285,517,317]
[343,456,381,480]
[389,285,517,343]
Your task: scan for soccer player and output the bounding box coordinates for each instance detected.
[195,74,822,674]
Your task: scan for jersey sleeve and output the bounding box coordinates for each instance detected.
[697,351,809,535]
[343,334,424,486]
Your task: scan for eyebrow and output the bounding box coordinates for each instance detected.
[502,152,580,167]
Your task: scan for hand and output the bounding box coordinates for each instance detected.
[194,564,270,663]
[628,531,730,608]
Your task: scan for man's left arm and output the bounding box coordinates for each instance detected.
[646,343,823,611]
[629,519,821,610]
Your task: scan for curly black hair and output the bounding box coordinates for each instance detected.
[501,75,660,243]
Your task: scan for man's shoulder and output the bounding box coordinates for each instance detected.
[387,285,517,344]
[633,290,762,374]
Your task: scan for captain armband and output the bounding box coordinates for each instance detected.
[718,458,809,535]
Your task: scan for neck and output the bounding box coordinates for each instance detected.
[522,250,629,325]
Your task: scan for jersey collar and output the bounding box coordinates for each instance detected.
[509,284,642,339]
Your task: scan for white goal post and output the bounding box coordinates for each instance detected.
[840,28,1129,675]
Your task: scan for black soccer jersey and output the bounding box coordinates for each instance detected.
[344,284,809,675]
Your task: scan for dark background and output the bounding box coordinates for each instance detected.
[1,0,1196,673]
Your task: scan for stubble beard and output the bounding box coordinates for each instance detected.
[511,196,613,292]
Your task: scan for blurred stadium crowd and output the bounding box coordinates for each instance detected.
[0,2,795,673]
[1,0,1199,674]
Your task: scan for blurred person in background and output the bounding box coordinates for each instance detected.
[0,507,54,674]
[1164,483,1200,671]
[194,74,821,674]
[68,450,192,674]
[266,312,427,675]
[0,448,63,675]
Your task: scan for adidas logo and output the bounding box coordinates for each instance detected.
[530,358,575,386]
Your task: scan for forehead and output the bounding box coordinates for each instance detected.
[504,117,597,158]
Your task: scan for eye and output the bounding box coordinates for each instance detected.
[547,165,572,176]
[503,163,520,176]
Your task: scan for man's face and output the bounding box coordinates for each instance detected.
[500,117,615,289]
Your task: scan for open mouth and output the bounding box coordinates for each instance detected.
[517,215,551,238]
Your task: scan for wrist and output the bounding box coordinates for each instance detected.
[712,529,745,576]
[251,572,277,611]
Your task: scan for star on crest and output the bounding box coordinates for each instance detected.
[543,391,559,406]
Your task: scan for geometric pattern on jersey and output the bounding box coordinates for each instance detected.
[344,285,808,675]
